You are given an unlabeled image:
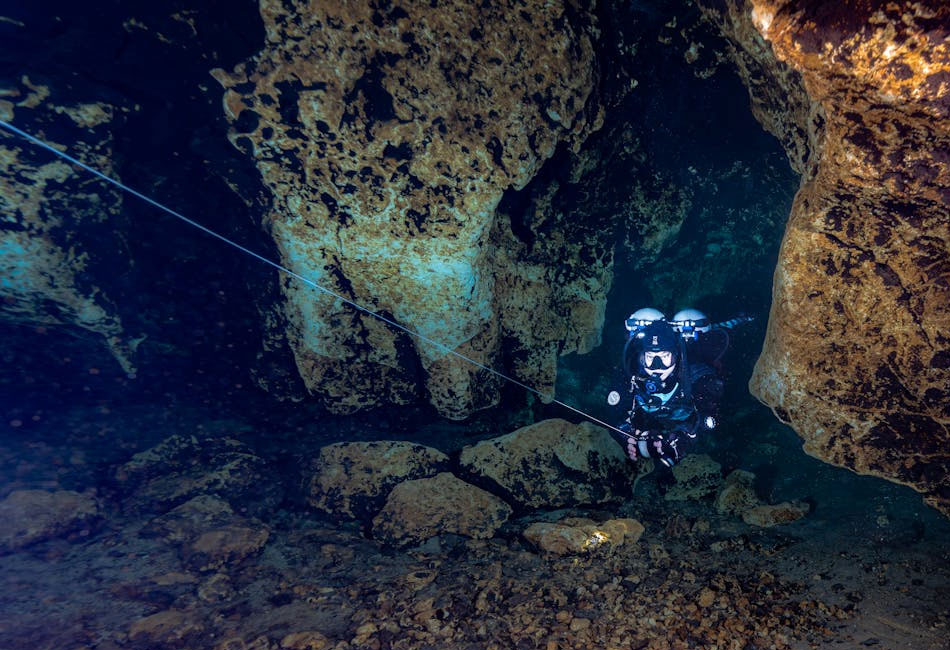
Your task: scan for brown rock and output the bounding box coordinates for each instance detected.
[185,524,270,573]
[459,419,633,508]
[741,500,810,527]
[307,441,448,520]
[280,631,330,650]
[372,472,512,547]
[128,609,203,645]
[523,517,644,555]
[214,0,608,418]
[0,489,99,551]
[715,469,762,516]
[698,0,950,513]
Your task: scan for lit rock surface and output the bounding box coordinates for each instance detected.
[213,0,607,418]
[307,441,449,520]
[698,0,950,513]
[0,489,99,552]
[459,419,633,509]
[523,517,644,555]
[0,77,138,374]
[372,472,512,547]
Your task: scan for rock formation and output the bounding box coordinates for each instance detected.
[697,0,950,513]
[0,76,138,374]
[459,419,633,509]
[213,0,612,418]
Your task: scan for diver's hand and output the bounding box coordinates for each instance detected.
[647,431,681,467]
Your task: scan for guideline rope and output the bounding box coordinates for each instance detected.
[0,119,628,436]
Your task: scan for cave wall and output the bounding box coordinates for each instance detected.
[0,77,138,374]
[697,0,950,513]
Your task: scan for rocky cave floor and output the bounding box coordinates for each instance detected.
[0,397,948,650]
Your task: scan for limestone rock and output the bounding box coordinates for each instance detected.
[523,517,644,555]
[0,489,99,552]
[128,609,204,645]
[459,419,633,509]
[214,0,609,418]
[0,76,138,373]
[664,454,723,502]
[307,441,449,520]
[372,473,511,547]
[715,469,762,516]
[117,435,281,517]
[741,501,810,527]
[142,495,270,572]
[698,0,950,513]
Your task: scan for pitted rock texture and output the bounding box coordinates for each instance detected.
[459,418,633,509]
[307,441,449,521]
[371,472,512,547]
[664,454,723,502]
[117,435,281,518]
[700,0,950,513]
[213,0,607,418]
[0,76,137,373]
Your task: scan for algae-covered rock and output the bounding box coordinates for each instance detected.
[117,435,281,517]
[307,441,449,521]
[459,419,633,509]
[372,473,511,547]
[664,454,723,502]
[715,469,762,516]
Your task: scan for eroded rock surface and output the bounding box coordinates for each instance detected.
[459,418,633,509]
[0,76,138,373]
[699,0,950,513]
[307,441,449,520]
[214,0,609,418]
[371,472,512,547]
[116,434,281,517]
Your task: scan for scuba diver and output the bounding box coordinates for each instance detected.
[605,307,752,467]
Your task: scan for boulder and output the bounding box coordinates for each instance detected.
[116,434,281,517]
[0,489,99,552]
[142,495,269,572]
[664,454,723,502]
[523,517,644,555]
[742,501,810,527]
[459,419,633,509]
[697,0,950,514]
[308,441,449,520]
[372,473,511,547]
[715,469,762,516]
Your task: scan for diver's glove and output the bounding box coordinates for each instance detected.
[646,431,682,467]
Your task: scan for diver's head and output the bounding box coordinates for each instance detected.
[633,321,679,381]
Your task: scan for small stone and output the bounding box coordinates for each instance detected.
[569,617,591,632]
